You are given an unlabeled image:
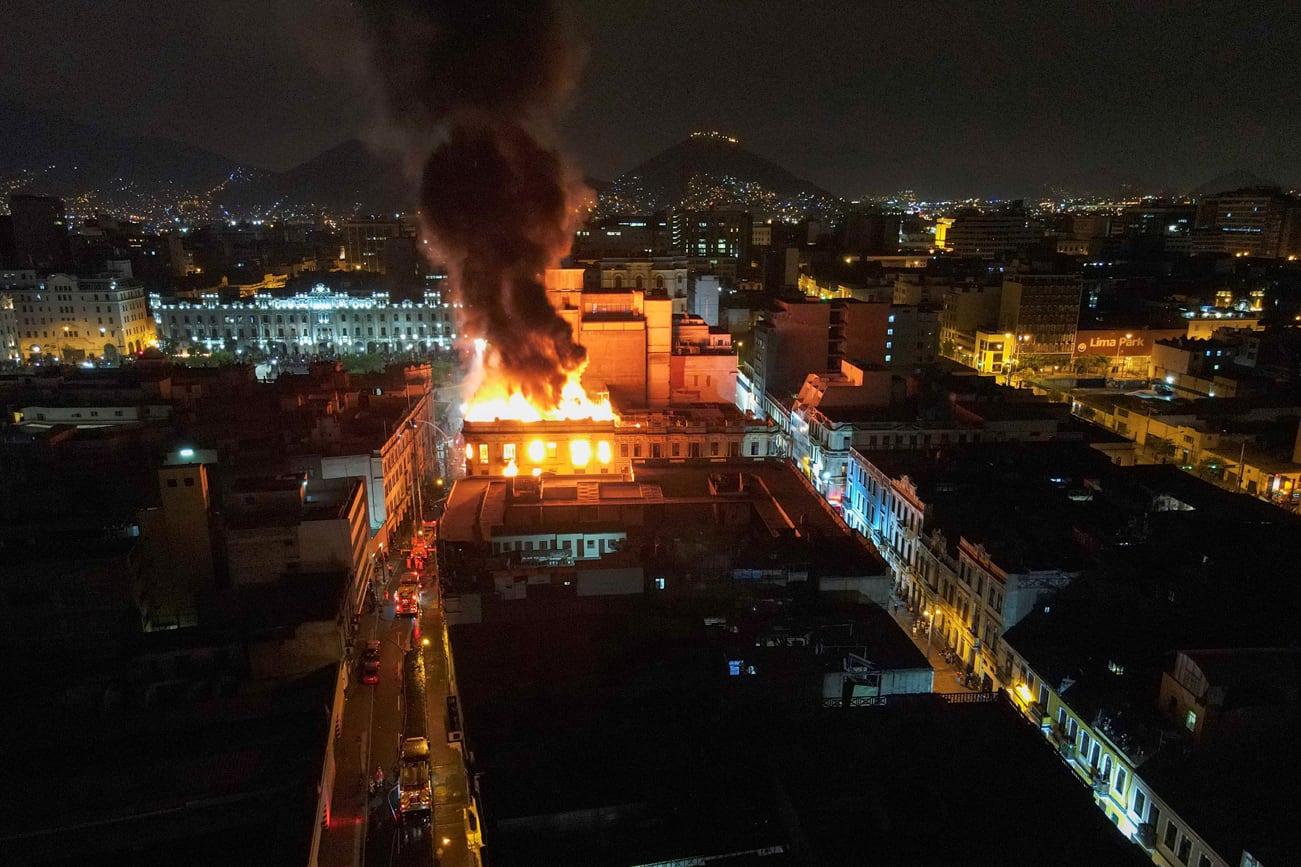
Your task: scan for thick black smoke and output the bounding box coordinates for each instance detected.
[359,0,588,408]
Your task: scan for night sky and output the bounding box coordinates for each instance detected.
[3,0,1299,197]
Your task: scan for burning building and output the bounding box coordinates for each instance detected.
[460,403,779,478]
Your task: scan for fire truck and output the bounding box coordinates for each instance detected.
[398,649,433,832]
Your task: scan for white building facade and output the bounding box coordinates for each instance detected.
[4,268,155,362]
[150,282,455,357]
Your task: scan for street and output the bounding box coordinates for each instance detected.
[319,531,476,867]
[887,604,977,695]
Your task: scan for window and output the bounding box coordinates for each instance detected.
[183,477,195,487]
[1133,789,1146,819]
[1197,856,1210,867]
[620,443,629,458]
[750,441,759,456]
[1177,837,1191,864]
[166,478,178,488]
[1114,767,1127,795]
[672,443,681,457]
[478,444,489,464]
[1185,709,1197,731]
[1164,821,1178,850]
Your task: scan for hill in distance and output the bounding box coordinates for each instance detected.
[0,102,414,218]
[0,101,255,196]
[600,131,842,219]
[226,139,414,216]
[1188,170,1283,197]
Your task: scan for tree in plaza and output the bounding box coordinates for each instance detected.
[343,353,388,374]
[1194,456,1224,481]
[1146,435,1176,463]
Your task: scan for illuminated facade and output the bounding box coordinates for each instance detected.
[1002,645,1241,867]
[459,405,778,478]
[844,450,1074,689]
[0,294,17,362]
[4,268,155,362]
[150,282,454,356]
[545,268,738,409]
[997,273,1083,358]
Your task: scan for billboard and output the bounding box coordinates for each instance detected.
[1072,329,1183,357]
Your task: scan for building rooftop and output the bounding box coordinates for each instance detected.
[770,698,1153,867]
[0,665,334,865]
[451,590,1147,867]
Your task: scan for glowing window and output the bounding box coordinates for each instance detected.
[527,440,546,463]
[570,439,592,467]
[596,441,612,464]
[478,444,489,464]
[502,443,516,461]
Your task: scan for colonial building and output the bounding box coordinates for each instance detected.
[4,267,155,362]
[150,282,454,357]
[844,447,1078,688]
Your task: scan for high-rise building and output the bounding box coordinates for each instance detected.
[1191,187,1298,257]
[998,273,1083,358]
[751,297,890,403]
[342,217,412,273]
[8,194,72,272]
[885,304,940,370]
[1116,200,1196,255]
[670,208,751,262]
[0,294,18,362]
[546,268,674,408]
[946,207,1043,258]
[939,283,1004,365]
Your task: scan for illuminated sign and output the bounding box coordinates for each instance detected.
[1072,329,1183,357]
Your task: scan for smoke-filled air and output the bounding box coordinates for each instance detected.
[358,0,592,412]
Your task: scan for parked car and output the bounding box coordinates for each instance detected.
[361,658,381,685]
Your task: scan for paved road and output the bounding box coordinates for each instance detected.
[888,605,977,694]
[320,537,477,867]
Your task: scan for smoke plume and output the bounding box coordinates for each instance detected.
[359,0,588,408]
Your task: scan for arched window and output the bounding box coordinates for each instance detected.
[613,275,623,288]
[655,275,664,289]
[635,276,644,289]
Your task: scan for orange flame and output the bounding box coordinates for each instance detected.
[462,338,616,423]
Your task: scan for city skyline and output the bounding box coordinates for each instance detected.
[2,1,1299,198]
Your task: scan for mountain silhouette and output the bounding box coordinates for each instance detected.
[601,132,842,218]
[1188,171,1282,197]
[0,101,253,195]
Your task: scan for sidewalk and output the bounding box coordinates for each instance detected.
[317,610,383,867]
[887,604,976,694]
[420,601,474,867]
